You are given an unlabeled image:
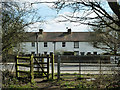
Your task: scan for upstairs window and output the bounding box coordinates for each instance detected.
[62,42,66,47]
[93,42,97,47]
[44,42,47,47]
[31,42,35,47]
[74,42,79,48]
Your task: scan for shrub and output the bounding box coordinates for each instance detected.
[63,51,74,55]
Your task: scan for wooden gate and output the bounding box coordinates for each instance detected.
[15,54,54,83]
[33,54,50,79]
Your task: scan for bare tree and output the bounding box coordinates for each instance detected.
[89,13,120,55]
[2,2,42,62]
[91,27,120,55]
[53,0,120,32]
[52,0,120,54]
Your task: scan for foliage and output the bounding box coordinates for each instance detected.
[53,1,120,32]
[63,51,74,55]
[2,71,120,89]
[2,70,37,89]
[90,17,120,54]
[2,2,42,62]
[93,73,120,89]
[2,70,21,87]
[52,1,120,54]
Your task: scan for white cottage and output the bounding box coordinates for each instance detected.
[17,29,103,55]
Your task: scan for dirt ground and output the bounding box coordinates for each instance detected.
[2,73,120,89]
[33,75,94,89]
[34,79,61,89]
[32,74,120,89]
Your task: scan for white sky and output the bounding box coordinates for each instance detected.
[22,0,94,32]
[8,0,113,32]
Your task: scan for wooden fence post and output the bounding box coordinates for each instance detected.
[79,58,81,77]
[47,55,50,80]
[57,54,61,80]
[99,56,101,75]
[42,54,44,76]
[36,54,39,72]
[51,53,54,79]
[15,55,19,78]
[30,54,34,83]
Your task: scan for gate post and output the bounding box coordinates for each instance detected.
[15,55,19,78]
[99,56,101,75]
[79,57,81,76]
[30,54,34,83]
[57,54,61,80]
[47,55,50,80]
[50,53,54,79]
[41,54,44,76]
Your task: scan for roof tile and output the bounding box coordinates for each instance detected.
[25,32,92,42]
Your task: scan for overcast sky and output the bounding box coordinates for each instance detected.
[14,0,113,32]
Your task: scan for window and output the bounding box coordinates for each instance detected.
[74,42,79,48]
[74,51,79,55]
[93,42,97,47]
[31,52,35,54]
[31,42,35,47]
[62,42,66,47]
[44,42,47,47]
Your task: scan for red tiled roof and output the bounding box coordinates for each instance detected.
[25,32,92,42]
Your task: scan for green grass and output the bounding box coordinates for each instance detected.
[8,82,38,89]
[3,71,120,89]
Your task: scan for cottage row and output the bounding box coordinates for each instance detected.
[14,29,104,55]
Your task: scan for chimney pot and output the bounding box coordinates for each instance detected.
[68,28,71,34]
[39,29,43,34]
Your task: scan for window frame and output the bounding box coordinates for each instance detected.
[74,42,79,48]
[31,42,35,47]
[62,42,66,47]
[44,42,47,47]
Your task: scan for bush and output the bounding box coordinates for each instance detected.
[2,70,37,88]
[2,70,23,88]
[63,51,74,55]
[93,72,120,89]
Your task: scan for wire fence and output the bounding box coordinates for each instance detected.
[56,55,120,80]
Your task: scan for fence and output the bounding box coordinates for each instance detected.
[56,55,120,80]
[15,54,54,83]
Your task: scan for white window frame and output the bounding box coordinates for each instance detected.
[62,42,66,47]
[74,42,79,48]
[31,42,35,47]
[44,42,47,47]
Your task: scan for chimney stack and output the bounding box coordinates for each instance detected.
[39,29,43,34]
[67,28,71,34]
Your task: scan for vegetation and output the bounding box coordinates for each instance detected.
[53,1,120,32]
[2,71,120,89]
[91,16,120,55]
[52,1,120,54]
[1,1,43,88]
[2,1,120,89]
[63,51,74,55]
[2,1,42,62]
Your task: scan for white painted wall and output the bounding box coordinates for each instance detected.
[19,42,104,55]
